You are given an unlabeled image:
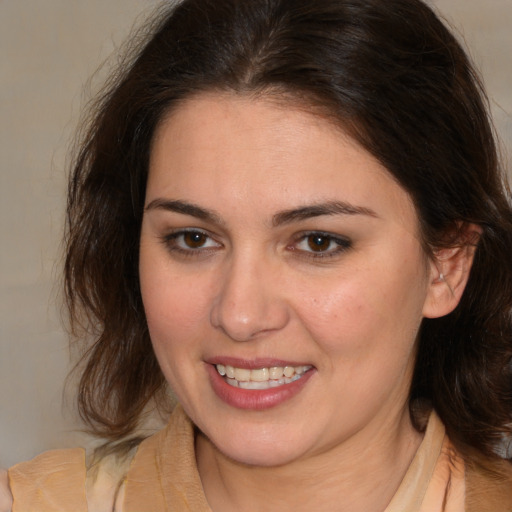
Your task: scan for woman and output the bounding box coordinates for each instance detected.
[2,0,512,510]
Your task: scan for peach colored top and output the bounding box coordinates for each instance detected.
[3,407,466,511]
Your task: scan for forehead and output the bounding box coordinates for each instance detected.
[148,93,418,231]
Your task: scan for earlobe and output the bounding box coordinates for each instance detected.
[422,225,481,319]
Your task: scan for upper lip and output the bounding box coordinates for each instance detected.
[206,356,313,370]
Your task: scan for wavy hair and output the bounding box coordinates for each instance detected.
[65,0,512,459]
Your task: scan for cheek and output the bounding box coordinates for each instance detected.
[139,245,211,352]
[293,258,427,357]
[144,287,204,334]
[295,282,385,355]
[142,275,209,343]
[139,268,210,396]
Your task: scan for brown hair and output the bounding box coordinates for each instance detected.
[66,0,512,459]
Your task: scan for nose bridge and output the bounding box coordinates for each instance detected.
[210,247,288,342]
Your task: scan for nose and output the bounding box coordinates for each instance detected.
[210,253,290,342]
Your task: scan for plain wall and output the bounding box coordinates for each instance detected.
[1,0,511,468]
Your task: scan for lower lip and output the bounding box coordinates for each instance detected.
[206,364,315,410]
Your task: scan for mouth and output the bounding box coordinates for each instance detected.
[215,364,313,390]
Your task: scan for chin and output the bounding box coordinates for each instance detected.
[204,423,315,468]
[221,444,303,468]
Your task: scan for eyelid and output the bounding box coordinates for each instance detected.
[160,228,351,260]
[290,230,352,258]
[162,228,222,253]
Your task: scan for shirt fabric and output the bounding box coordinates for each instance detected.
[3,406,509,511]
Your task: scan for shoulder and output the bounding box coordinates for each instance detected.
[0,469,12,512]
[7,448,88,511]
[465,452,512,512]
[86,445,137,512]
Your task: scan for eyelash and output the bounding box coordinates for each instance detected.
[161,229,352,259]
[291,231,352,259]
[162,229,221,257]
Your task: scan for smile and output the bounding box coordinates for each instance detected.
[215,364,312,390]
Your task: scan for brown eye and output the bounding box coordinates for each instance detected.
[293,232,352,259]
[307,234,332,252]
[183,231,208,248]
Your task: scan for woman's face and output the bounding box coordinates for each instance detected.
[139,93,436,467]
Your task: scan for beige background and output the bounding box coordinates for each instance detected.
[1,0,511,468]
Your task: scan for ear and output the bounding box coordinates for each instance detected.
[422,224,481,319]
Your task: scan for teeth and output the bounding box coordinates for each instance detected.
[239,380,270,390]
[234,368,251,382]
[216,363,312,389]
[226,377,238,387]
[283,366,294,378]
[251,368,269,382]
[269,367,283,379]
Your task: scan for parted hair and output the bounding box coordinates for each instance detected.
[66,0,512,459]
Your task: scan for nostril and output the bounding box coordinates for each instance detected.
[209,260,290,341]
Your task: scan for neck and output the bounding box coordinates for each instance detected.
[196,407,423,512]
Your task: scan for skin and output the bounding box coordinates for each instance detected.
[139,93,469,512]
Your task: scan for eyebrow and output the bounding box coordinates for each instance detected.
[272,201,378,226]
[145,198,377,226]
[145,199,225,225]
